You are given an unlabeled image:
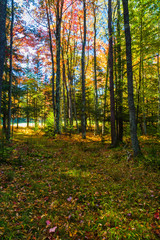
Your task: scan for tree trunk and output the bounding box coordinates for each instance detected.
[158,51,160,134]
[102,57,109,135]
[72,40,79,133]
[2,66,7,134]
[67,54,73,131]
[0,0,7,119]
[62,47,67,131]
[158,21,160,134]
[73,84,79,133]
[27,88,29,127]
[117,0,123,142]
[2,91,7,134]
[17,117,18,129]
[69,79,73,130]
[93,5,99,135]
[81,0,86,139]
[122,0,141,156]
[55,0,64,134]
[45,0,55,117]
[108,0,117,146]
[7,0,14,141]
[114,36,118,138]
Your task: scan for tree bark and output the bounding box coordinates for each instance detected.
[102,56,109,135]
[45,0,55,117]
[81,0,86,139]
[55,0,64,134]
[108,0,117,146]
[27,87,29,127]
[62,47,67,131]
[7,0,14,141]
[93,5,99,135]
[73,40,79,133]
[117,0,123,142]
[0,0,7,119]
[158,20,160,134]
[122,0,141,156]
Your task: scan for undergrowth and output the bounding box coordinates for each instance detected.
[0,129,159,239]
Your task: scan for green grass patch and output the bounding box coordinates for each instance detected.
[0,131,159,239]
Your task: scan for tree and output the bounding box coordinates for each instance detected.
[122,0,141,156]
[117,0,123,142]
[7,0,14,141]
[81,0,86,139]
[158,20,160,134]
[108,0,117,146]
[55,0,64,134]
[93,2,99,135]
[0,0,7,119]
[45,0,55,118]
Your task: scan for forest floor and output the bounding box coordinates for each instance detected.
[0,128,160,239]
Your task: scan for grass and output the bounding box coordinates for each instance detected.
[0,128,160,239]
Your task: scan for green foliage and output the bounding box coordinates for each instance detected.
[34,121,39,132]
[44,112,55,137]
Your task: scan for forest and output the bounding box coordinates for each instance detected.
[0,0,160,239]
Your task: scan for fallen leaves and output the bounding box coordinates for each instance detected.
[49,226,57,233]
[154,210,160,220]
[46,220,51,226]
[67,196,72,202]
[0,132,159,239]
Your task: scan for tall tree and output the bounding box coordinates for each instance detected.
[7,0,14,141]
[26,56,30,127]
[0,0,7,119]
[108,0,117,146]
[117,0,123,142]
[55,0,64,134]
[102,56,109,135]
[158,20,160,134]
[45,0,55,118]
[93,2,99,135]
[122,0,141,156]
[81,0,86,139]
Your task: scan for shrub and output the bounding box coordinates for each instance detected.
[44,112,55,137]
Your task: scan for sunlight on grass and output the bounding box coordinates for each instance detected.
[0,131,159,239]
[65,169,91,178]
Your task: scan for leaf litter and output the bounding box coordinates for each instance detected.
[0,130,159,239]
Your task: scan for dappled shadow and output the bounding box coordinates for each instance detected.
[0,131,160,239]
